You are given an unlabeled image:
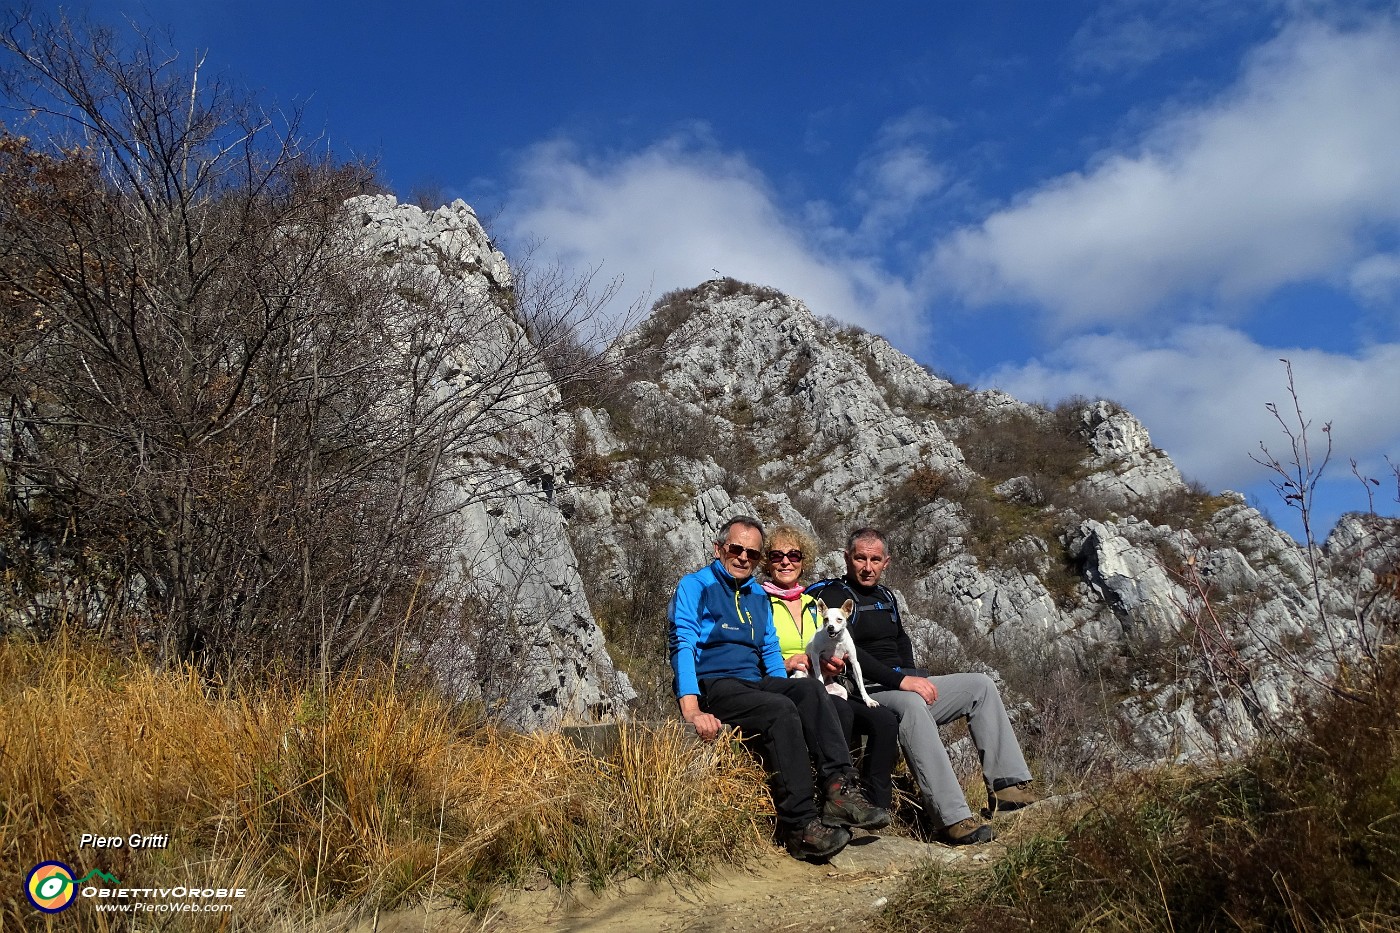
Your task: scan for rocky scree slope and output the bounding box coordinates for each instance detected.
[562,278,1398,764]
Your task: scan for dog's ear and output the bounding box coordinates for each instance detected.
[841,599,854,616]
[815,598,828,614]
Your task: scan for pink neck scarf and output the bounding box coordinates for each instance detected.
[761,580,806,601]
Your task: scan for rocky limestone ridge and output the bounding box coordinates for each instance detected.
[347,196,634,727]
[562,277,1399,762]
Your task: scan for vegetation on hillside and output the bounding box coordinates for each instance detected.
[878,420,1400,930]
[877,646,1400,932]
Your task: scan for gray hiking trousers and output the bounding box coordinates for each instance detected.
[871,672,1031,826]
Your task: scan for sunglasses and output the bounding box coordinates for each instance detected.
[723,542,763,562]
[766,549,803,564]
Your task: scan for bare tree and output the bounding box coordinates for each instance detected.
[1251,359,1333,630]
[0,13,632,677]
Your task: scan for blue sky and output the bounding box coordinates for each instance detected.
[15,0,1400,540]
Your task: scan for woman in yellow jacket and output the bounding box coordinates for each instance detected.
[762,524,900,809]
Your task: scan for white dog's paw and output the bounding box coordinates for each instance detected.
[863,697,880,708]
[791,669,808,678]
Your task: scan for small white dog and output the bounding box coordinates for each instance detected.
[793,598,879,708]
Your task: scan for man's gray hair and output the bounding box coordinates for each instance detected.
[715,515,765,546]
[846,526,889,555]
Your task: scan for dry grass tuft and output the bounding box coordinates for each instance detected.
[0,633,768,930]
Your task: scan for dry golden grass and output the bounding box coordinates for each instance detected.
[0,632,769,931]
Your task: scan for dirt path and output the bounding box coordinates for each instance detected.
[354,830,990,933]
[338,797,1083,933]
[481,833,974,933]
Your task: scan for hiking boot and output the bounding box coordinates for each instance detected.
[939,817,996,846]
[988,779,1041,816]
[822,772,891,830]
[782,818,852,861]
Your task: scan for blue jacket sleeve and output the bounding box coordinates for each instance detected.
[669,573,704,698]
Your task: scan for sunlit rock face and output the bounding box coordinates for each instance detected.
[349,195,633,729]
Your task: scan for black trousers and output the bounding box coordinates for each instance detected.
[831,695,899,808]
[700,676,853,829]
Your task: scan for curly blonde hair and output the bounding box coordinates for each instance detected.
[761,524,818,583]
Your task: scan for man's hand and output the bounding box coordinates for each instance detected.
[679,695,723,742]
[687,711,723,741]
[900,674,938,704]
[820,655,845,678]
[785,654,811,674]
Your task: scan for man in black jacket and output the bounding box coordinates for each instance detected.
[808,527,1039,845]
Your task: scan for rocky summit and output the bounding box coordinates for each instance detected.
[344,195,636,728]
[548,276,1396,761]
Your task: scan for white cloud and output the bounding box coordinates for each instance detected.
[984,325,1400,494]
[1349,252,1400,307]
[850,110,950,243]
[501,133,922,342]
[1069,0,1254,74]
[852,146,945,239]
[1062,0,1379,76]
[934,18,1400,327]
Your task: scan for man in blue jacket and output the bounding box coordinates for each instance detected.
[669,515,888,861]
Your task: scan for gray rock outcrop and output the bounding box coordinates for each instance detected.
[347,196,633,728]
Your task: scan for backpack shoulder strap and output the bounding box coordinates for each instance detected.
[875,585,902,625]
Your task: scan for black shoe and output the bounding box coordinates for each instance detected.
[822,772,891,830]
[783,818,852,861]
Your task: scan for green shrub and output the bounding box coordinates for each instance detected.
[1138,479,1233,529]
[648,483,694,511]
[954,408,1093,490]
[709,276,785,303]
